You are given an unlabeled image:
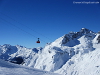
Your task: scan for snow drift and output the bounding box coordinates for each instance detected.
[0,59,61,75]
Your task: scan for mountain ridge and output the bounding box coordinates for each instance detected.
[0,28,100,75]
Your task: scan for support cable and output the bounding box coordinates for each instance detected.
[0,12,53,42]
[0,17,47,43]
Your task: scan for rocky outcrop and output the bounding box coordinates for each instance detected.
[97,35,100,43]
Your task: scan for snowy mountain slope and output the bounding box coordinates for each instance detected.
[55,42,100,75]
[0,28,100,75]
[0,44,42,60]
[29,28,97,72]
[54,31,100,75]
[0,59,61,75]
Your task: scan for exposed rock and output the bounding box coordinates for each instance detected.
[97,35,100,43]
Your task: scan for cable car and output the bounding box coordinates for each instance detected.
[36,38,40,43]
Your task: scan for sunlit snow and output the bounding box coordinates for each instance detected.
[0,28,100,75]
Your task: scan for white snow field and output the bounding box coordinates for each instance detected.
[0,59,61,75]
[0,28,100,75]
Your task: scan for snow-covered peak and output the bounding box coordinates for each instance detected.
[51,28,95,48]
[80,28,93,34]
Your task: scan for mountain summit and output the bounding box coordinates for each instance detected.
[51,28,95,47]
[0,28,100,75]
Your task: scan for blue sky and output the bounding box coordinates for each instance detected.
[0,0,100,48]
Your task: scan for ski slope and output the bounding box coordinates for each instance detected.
[0,59,61,75]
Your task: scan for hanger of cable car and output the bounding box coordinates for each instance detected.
[36,38,40,43]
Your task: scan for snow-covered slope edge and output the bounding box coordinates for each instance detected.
[0,59,62,75]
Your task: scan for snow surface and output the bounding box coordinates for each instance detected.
[0,28,100,75]
[55,43,100,75]
[0,59,61,75]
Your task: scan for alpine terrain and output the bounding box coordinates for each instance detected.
[0,28,100,75]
